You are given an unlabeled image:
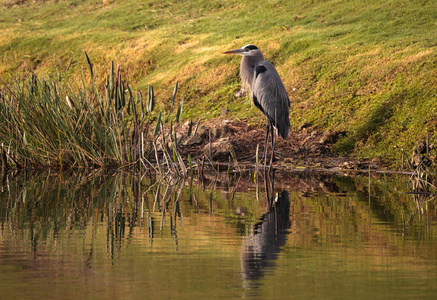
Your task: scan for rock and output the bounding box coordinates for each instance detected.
[339,161,354,170]
[298,122,312,131]
[319,130,344,144]
[211,124,234,139]
[210,126,221,139]
[182,134,204,147]
[195,125,208,138]
[235,88,247,98]
[203,138,234,161]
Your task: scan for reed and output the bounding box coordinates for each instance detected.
[0,54,187,174]
[401,140,437,215]
[402,140,436,191]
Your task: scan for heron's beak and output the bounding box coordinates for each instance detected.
[223,49,246,55]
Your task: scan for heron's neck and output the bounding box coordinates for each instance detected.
[240,56,263,91]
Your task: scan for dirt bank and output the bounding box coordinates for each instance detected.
[178,119,381,171]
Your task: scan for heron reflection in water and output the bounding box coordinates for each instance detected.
[241,188,290,289]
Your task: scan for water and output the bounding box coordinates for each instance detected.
[1,170,437,299]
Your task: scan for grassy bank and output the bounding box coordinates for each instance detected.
[0,0,436,168]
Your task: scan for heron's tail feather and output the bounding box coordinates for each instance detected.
[279,125,289,139]
[274,113,289,139]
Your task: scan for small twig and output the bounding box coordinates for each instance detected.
[66,57,73,71]
[200,155,205,178]
[209,129,212,161]
[153,142,162,175]
[192,119,201,137]
[140,157,158,174]
[401,149,413,171]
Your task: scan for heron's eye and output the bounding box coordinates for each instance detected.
[244,45,258,51]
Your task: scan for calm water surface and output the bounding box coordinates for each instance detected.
[1,171,437,299]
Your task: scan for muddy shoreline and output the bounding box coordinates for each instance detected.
[178,119,384,172]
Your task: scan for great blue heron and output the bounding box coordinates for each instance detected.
[224,44,290,163]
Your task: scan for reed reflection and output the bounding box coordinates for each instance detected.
[3,169,437,283]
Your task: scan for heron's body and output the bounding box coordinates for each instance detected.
[224,44,290,162]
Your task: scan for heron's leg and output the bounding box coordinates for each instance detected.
[262,122,270,162]
[269,122,275,170]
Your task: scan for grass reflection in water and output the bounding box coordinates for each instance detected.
[1,170,437,299]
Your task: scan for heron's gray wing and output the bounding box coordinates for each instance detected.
[252,61,290,139]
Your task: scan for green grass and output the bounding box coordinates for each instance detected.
[0,0,436,168]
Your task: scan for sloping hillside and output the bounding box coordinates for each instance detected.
[0,0,436,166]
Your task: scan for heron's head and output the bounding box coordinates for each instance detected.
[224,44,262,57]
